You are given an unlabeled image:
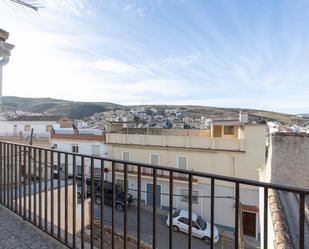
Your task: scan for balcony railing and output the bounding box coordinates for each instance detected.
[0,140,308,249]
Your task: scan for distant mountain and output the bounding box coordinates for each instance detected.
[2,96,123,119]
[1,96,302,124]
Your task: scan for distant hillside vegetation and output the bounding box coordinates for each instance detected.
[1,96,301,124]
[2,96,123,119]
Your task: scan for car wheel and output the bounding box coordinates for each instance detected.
[202,237,210,244]
[95,196,101,205]
[115,202,125,212]
[172,225,179,232]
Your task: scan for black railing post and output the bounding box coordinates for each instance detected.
[90,158,94,249]
[10,144,13,211]
[57,152,61,240]
[210,178,215,249]
[264,187,268,249]
[124,163,128,249]
[38,148,42,228]
[23,146,26,220]
[28,146,32,220]
[169,171,173,249]
[188,174,192,249]
[111,162,115,249]
[152,168,157,249]
[18,145,22,215]
[72,155,77,249]
[137,165,141,249]
[50,150,54,235]
[299,193,305,249]
[81,156,85,249]
[235,182,240,249]
[0,142,2,204]
[14,144,17,213]
[100,160,105,249]
[44,149,48,230]
[64,153,68,244]
[33,147,37,224]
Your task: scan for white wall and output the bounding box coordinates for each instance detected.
[114,172,259,230]
[50,138,108,176]
[0,120,56,137]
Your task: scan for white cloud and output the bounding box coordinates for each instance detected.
[44,0,96,17]
[90,59,138,74]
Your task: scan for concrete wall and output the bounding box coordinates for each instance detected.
[18,185,90,234]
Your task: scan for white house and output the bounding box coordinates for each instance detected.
[0,115,63,139]
[50,127,107,177]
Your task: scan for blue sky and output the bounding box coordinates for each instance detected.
[1,0,309,113]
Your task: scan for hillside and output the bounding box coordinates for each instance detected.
[1,96,301,124]
[1,96,123,119]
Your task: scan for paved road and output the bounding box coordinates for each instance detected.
[93,204,232,249]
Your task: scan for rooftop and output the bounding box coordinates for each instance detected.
[7,115,63,122]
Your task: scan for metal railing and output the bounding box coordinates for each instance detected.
[0,140,308,249]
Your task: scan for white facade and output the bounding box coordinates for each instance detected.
[0,120,55,138]
[50,137,108,177]
[106,124,266,238]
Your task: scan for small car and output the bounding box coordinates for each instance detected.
[166,209,219,243]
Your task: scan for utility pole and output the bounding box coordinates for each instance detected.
[29,128,34,146]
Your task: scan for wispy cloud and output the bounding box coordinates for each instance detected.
[91,59,138,73]
[44,0,98,16]
[1,0,309,113]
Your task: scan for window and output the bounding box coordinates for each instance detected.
[192,221,200,229]
[181,189,199,204]
[122,152,134,171]
[145,154,160,175]
[72,144,79,153]
[177,156,187,178]
[224,125,235,135]
[122,152,130,161]
[91,145,100,156]
[24,125,31,132]
[46,125,53,132]
[178,217,189,225]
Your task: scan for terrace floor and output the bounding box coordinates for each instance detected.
[0,205,67,249]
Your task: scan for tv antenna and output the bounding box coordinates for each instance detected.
[9,0,43,11]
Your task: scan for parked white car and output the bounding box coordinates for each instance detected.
[166,209,219,243]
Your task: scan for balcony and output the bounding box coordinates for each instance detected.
[0,140,308,249]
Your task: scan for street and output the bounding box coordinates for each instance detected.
[93,204,233,249]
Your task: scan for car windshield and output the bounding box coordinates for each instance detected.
[196,216,207,230]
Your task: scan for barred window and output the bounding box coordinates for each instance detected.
[181,189,199,204]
